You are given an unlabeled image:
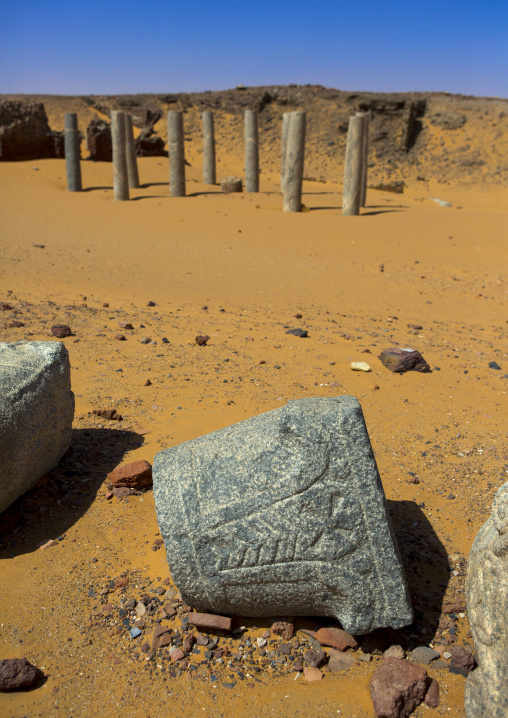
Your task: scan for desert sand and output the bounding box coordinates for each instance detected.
[0,92,507,717]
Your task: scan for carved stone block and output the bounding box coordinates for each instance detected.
[153,396,413,634]
[465,481,508,718]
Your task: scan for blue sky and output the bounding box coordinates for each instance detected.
[1,0,506,97]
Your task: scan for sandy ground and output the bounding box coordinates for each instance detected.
[0,153,507,718]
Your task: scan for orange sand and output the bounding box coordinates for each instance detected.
[0,133,507,718]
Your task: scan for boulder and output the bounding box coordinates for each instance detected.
[378,347,430,373]
[153,396,413,633]
[86,119,112,161]
[0,101,57,161]
[0,341,74,514]
[370,657,429,718]
[465,481,508,718]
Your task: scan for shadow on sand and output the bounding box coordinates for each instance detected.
[0,427,146,558]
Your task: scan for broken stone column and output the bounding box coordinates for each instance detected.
[465,481,508,718]
[342,113,367,216]
[244,109,259,192]
[280,112,291,192]
[124,113,140,189]
[360,111,370,208]
[64,113,82,192]
[153,396,413,634]
[283,111,306,212]
[168,110,186,197]
[0,341,75,514]
[111,111,129,201]
[202,110,216,185]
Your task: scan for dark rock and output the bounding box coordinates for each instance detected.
[8,320,24,328]
[0,101,57,161]
[378,347,430,373]
[134,128,167,157]
[86,119,112,162]
[304,650,325,668]
[370,657,429,718]
[195,335,210,346]
[93,409,123,421]
[286,328,308,337]
[465,481,508,718]
[489,361,502,370]
[0,657,43,690]
[153,396,413,633]
[51,324,72,338]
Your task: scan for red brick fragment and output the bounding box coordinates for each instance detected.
[107,460,153,489]
[187,612,232,632]
[314,626,358,651]
[271,620,294,641]
[168,648,185,661]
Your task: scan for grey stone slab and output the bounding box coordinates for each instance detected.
[409,646,439,665]
[465,481,508,718]
[0,341,74,513]
[153,396,413,634]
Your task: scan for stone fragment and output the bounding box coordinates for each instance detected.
[378,348,430,373]
[115,334,126,341]
[328,649,355,672]
[107,460,153,488]
[39,539,59,551]
[425,678,440,708]
[0,657,43,690]
[383,645,405,660]
[293,658,304,671]
[351,361,371,372]
[153,396,413,633]
[51,324,72,338]
[304,650,325,668]
[286,328,308,338]
[118,321,133,329]
[0,341,74,513]
[169,648,185,661]
[303,666,323,681]
[195,335,210,346]
[272,620,294,641]
[409,646,439,665]
[187,612,232,632]
[314,626,358,651]
[8,321,24,328]
[465,481,508,718]
[370,657,429,718]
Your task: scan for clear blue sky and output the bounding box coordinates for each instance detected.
[1,0,507,97]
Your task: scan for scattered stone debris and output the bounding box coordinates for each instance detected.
[378,347,430,373]
[0,658,43,691]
